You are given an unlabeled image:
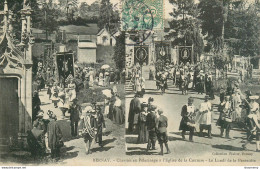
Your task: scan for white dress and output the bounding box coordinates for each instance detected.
[250,102,260,120]
[98,73,104,86]
[68,83,76,101]
[198,102,212,125]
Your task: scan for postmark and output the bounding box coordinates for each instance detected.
[121,0,164,31]
[121,0,164,45]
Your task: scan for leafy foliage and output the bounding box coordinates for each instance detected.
[166,0,204,62]
[98,0,120,33]
[113,32,125,71]
[198,0,227,54]
[225,0,260,58]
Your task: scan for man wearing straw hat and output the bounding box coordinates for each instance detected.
[242,95,260,152]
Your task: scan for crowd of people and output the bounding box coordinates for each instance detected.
[179,80,260,151]
[128,92,171,155]
[74,66,126,89]
[29,62,125,161]
[127,60,260,155]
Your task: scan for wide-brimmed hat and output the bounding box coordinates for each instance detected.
[225,95,230,99]
[141,102,148,107]
[249,96,259,100]
[83,106,94,113]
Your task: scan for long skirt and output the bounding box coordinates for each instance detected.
[113,106,124,124]
[137,122,148,143]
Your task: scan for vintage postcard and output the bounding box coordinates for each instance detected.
[0,0,259,167]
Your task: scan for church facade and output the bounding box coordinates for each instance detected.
[0,0,34,150]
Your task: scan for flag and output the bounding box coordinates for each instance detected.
[56,52,74,82]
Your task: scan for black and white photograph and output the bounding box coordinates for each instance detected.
[0,0,260,167]
[0,0,125,165]
[125,0,260,165]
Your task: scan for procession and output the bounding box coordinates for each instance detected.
[124,0,260,159]
[0,0,260,166]
[0,0,125,164]
[31,61,125,160]
[126,60,260,157]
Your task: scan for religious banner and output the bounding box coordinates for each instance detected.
[134,45,149,65]
[155,41,171,63]
[56,52,74,84]
[178,46,192,65]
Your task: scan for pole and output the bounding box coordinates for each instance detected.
[45,10,48,40]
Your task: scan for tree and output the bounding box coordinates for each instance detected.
[166,0,204,62]
[0,0,23,40]
[113,32,125,71]
[225,0,260,59]
[79,2,89,18]
[198,0,229,55]
[98,0,120,33]
[33,3,59,40]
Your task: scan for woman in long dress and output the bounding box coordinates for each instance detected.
[89,69,94,87]
[113,95,124,124]
[98,72,104,86]
[51,83,60,108]
[137,103,148,143]
[104,71,110,87]
[68,79,76,102]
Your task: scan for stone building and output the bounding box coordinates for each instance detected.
[0,0,34,150]
[96,28,117,46]
[77,40,97,63]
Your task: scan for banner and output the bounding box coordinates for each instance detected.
[56,52,74,83]
[178,46,192,65]
[155,41,171,63]
[134,46,149,65]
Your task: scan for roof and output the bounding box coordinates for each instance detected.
[97,28,109,36]
[78,41,97,49]
[59,24,99,35]
[31,28,44,34]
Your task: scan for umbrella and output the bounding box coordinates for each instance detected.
[101,64,110,69]
[102,89,112,98]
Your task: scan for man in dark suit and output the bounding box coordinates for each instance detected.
[128,93,141,133]
[156,108,170,155]
[146,105,158,152]
[69,98,82,137]
[96,106,106,147]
